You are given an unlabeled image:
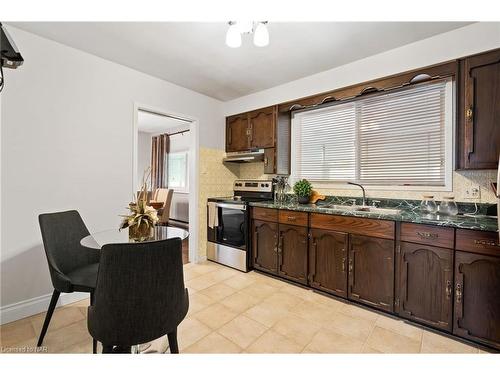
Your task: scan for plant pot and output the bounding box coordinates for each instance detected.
[297,196,310,204]
[128,222,153,241]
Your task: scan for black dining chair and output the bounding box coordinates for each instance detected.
[38,210,100,352]
[87,238,189,354]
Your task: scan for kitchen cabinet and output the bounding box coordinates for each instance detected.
[453,251,500,349]
[226,114,250,152]
[348,234,395,312]
[398,242,453,332]
[278,224,308,285]
[249,107,275,149]
[225,106,276,152]
[251,219,278,274]
[458,48,500,169]
[309,228,348,297]
[250,206,500,349]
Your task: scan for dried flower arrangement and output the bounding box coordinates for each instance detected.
[120,167,159,240]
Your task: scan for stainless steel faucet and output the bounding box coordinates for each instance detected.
[347,182,367,207]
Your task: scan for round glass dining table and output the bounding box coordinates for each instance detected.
[80,226,189,249]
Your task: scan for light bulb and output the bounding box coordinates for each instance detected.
[253,22,269,47]
[225,23,241,48]
[237,21,254,34]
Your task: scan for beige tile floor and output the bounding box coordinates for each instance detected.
[0,261,490,354]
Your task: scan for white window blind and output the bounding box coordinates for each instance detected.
[292,79,452,187]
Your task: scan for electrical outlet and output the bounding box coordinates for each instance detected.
[465,185,480,199]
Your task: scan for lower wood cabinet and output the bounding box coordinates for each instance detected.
[398,242,453,331]
[252,219,278,274]
[250,207,500,349]
[309,228,348,297]
[348,234,394,312]
[453,251,500,349]
[278,224,308,284]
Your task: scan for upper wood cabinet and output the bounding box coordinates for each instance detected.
[458,48,500,170]
[249,107,275,149]
[225,106,276,152]
[226,113,250,152]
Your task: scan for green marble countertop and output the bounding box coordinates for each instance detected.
[249,199,498,232]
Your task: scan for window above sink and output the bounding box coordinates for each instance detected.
[290,78,454,191]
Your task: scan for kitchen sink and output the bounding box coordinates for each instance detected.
[320,204,401,215]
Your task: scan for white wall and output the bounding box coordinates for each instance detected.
[136,131,152,189]
[0,26,224,321]
[224,23,500,115]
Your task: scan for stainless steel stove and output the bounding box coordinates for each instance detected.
[207,179,274,272]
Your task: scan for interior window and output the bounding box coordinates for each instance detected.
[167,151,188,191]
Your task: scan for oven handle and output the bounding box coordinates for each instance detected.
[216,203,246,210]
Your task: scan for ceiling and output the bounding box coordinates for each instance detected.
[9,22,472,101]
[138,110,190,134]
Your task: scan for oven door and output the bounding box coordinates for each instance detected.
[215,203,247,249]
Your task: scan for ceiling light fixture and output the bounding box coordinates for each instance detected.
[225,21,242,48]
[225,21,269,48]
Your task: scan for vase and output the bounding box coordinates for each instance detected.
[298,196,310,204]
[128,222,153,241]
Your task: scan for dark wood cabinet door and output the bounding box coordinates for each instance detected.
[252,220,278,274]
[263,148,275,174]
[249,107,275,149]
[454,251,500,349]
[399,242,453,332]
[278,224,308,284]
[348,234,394,312]
[460,49,500,169]
[226,114,249,152]
[309,228,348,297]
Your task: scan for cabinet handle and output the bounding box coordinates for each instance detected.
[466,107,473,120]
[248,123,253,143]
[264,156,268,166]
[466,106,474,157]
[341,257,346,273]
[310,240,317,279]
[348,258,353,273]
[474,239,500,247]
[455,283,462,304]
[416,231,438,239]
[445,280,452,299]
[286,216,296,221]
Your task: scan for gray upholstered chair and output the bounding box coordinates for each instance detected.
[38,210,100,352]
[87,238,189,354]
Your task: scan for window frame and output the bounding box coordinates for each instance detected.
[167,151,189,193]
[290,79,455,192]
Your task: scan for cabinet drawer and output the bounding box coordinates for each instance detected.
[310,213,394,239]
[279,210,308,226]
[456,229,500,256]
[252,207,278,222]
[400,223,454,249]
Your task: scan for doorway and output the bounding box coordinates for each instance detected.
[133,105,198,264]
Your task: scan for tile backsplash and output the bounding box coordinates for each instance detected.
[238,162,497,204]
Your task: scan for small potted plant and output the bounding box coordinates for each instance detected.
[120,168,159,241]
[293,179,312,204]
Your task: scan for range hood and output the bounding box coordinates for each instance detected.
[223,149,265,163]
